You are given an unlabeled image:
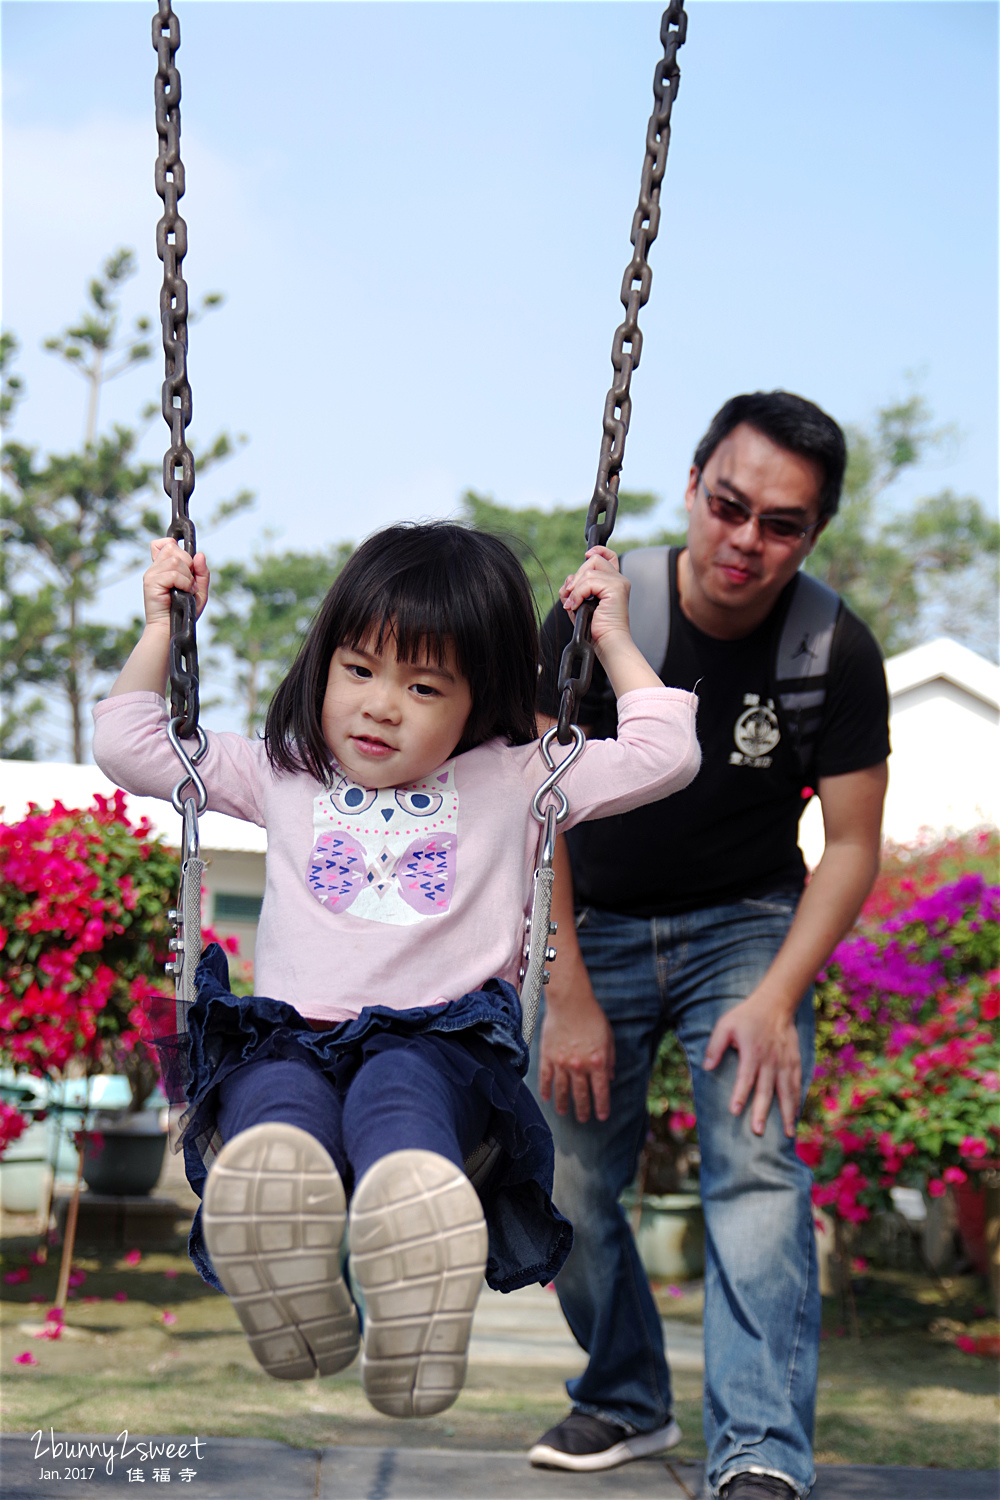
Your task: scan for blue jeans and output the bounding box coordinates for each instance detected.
[527,896,819,1499]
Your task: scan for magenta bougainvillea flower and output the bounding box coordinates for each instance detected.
[800,866,999,1228]
[0,794,243,1139]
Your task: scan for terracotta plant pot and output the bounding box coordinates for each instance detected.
[953,1180,988,1275]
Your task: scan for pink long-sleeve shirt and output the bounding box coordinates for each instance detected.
[93,688,699,1022]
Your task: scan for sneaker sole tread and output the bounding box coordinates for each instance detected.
[202,1122,358,1381]
[350,1149,487,1418]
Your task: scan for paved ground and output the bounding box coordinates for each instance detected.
[2,1433,996,1499]
[467,1282,703,1374]
[3,1209,993,1500]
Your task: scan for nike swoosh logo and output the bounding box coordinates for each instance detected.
[305,1193,338,1208]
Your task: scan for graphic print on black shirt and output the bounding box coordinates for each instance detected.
[537,548,890,918]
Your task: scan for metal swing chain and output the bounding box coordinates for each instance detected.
[154,0,208,1010]
[154,0,199,740]
[521,4,687,1043]
[555,0,687,745]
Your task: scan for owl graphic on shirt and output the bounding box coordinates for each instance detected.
[307,763,458,925]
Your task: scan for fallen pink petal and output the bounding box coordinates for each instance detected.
[82,1295,102,1304]
[161,1310,178,1326]
[123,1249,142,1267]
[163,1268,179,1279]
[3,1267,31,1285]
[666,1285,683,1298]
[14,1351,39,1366]
[113,1290,128,1302]
[67,1269,87,1287]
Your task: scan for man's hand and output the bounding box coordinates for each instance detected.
[702,763,888,1139]
[703,993,802,1138]
[539,962,616,1123]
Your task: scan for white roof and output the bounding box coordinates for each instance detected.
[0,758,267,854]
[885,636,999,711]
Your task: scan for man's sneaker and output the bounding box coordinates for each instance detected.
[528,1410,682,1472]
[349,1148,488,1418]
[720,1475,797,1500]
[202,1122,359,1381]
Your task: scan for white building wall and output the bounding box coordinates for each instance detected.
[798,638,999,868]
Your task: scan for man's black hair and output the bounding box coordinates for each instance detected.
[693,391,847,521]
[264,522,538,783]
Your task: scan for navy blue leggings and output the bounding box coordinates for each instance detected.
[215,1031,492,1190]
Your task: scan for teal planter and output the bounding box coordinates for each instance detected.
[81,1110,168,1197]
[620,1190,705,1281]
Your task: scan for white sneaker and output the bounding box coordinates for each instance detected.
[349,1149,488,1418]
[202,1122,359,1380]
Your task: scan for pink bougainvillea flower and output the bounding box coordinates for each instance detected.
[28,1250,46,1267]
[163,1267,179,1279]
[123,1249,142,1267]
[113,1290,128,1302]
[14,1351,39,1366]
[955,1335,978,1355]
[3,1267,31,1284]
[927,1178,947,1198]
[960,1136,990,1159]
[161,1310,178,1326]
[67,1268,86,1287]
[943,1167,968,1185]
[851,1257,869,1273]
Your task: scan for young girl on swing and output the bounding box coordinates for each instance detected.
[93,521,699,1419]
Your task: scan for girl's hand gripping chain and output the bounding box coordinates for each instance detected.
[110,538,210,699]
[559,546,663,698]
[144,536,211,628]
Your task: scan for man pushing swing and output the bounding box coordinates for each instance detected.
[528,391,891,1500]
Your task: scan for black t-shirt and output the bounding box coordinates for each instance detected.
[537,548,891,917]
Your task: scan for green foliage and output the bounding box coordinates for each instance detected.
[1,252,251,762]
[460,488,681,617]
[209,545,353,733]
[807,393,999,658]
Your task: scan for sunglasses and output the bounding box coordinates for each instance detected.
[699,474,821,544]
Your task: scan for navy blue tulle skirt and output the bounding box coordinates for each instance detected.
[155,945,572,1295]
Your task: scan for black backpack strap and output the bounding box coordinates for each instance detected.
[621,545,672,675]
[773,571,841,776]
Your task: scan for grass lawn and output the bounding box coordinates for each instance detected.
[2,1231,996,1470]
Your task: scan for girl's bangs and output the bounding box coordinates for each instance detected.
[340,572,474,671]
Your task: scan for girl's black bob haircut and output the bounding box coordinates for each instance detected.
[264,522,539,784]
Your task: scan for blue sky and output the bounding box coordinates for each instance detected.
[3,1,998,742]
